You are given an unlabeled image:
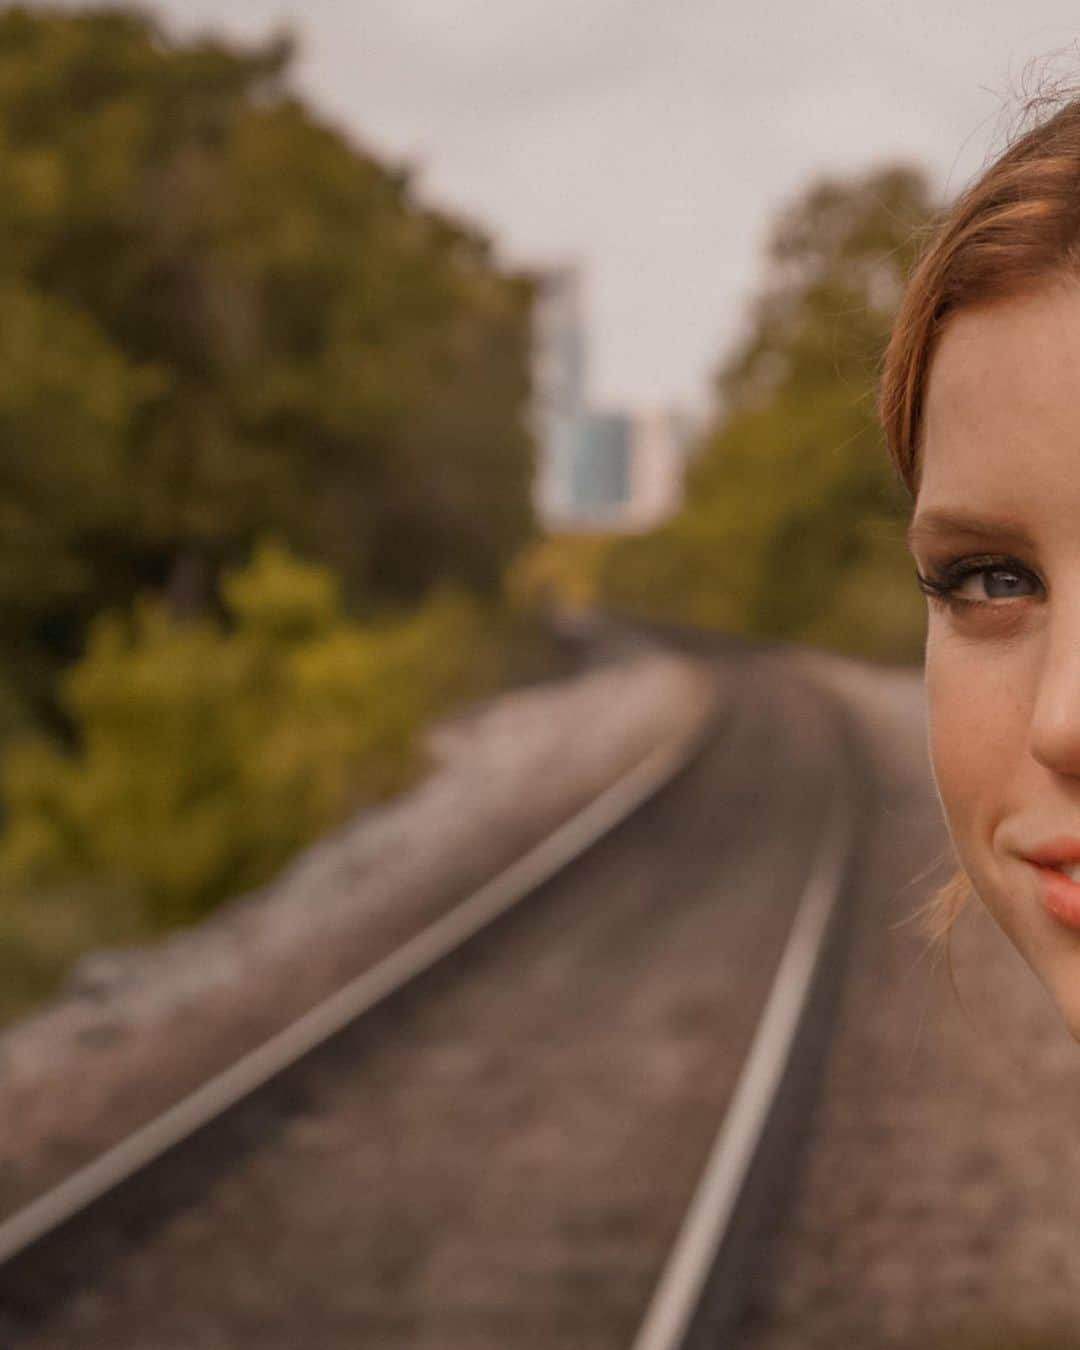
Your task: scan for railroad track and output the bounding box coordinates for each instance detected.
[0,637,869,1349]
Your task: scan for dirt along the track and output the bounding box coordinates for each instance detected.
[739,649,1080,1350]
[2,644,856,1350]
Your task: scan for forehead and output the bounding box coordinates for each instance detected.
[919,280,1080,518]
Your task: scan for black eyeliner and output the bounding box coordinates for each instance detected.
[914,553,1041,608]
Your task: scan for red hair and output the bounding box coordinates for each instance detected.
[880,96,1080,940]
[882,97,1080,489]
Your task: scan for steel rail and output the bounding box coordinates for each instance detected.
[630,684,865,1350]
[0,704,717,1271]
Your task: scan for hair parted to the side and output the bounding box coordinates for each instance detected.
[879,89,1080,947]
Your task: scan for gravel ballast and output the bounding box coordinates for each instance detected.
[742,648,1080,1349]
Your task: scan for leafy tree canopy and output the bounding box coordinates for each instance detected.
[600,164,937,661]
[0,5,536,713]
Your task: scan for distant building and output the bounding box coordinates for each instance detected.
[573,411,631,516]
[531,266,587,523]
[531,265,690,531]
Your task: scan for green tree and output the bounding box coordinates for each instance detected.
[0,6,535,713]
[601,164,935,661]
[0,276,158,721]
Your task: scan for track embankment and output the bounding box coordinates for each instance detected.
[2,643,854,1349]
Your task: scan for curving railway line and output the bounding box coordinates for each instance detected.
[0,635,875,1349]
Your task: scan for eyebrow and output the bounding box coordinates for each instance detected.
[905,508,1036,551]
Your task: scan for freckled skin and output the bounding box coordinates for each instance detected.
[916,280,1080,1039]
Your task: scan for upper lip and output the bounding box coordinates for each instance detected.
[1024,837,1080,867]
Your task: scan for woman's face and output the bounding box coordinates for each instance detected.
[911,279,1080,1038]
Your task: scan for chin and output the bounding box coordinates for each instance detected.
[1047,976,1080,1044]
[973,893,1080,1045]
[1050,996,1080,1044]
[964,858,1080,1044]
[1033,948,1080,1044]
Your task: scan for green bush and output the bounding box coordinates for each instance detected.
[0,541,493,927]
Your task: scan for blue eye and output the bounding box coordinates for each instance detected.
[957,567,1036,601]
[915,556,1043,610]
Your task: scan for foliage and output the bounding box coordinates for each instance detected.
[0,541,496,926]
[505,532,618,616]
[0,877,145,1025]
[0,6,535,714]
[598,165,935,662]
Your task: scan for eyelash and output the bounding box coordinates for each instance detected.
[914,554,1044,612]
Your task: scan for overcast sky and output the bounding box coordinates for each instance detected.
[68,2,1080,411]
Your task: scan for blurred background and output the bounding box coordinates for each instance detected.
[0,0,1075,1010]
[5,4,1080,1346]
[9,0,1071,1021]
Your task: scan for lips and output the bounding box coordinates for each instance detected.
[1024,837,1080,868]
[1021,840,1080,932]
[1032,864,1080,932]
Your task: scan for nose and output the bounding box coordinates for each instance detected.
[1030,610,1080,778]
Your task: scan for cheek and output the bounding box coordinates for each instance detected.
[924,624,1027,859]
